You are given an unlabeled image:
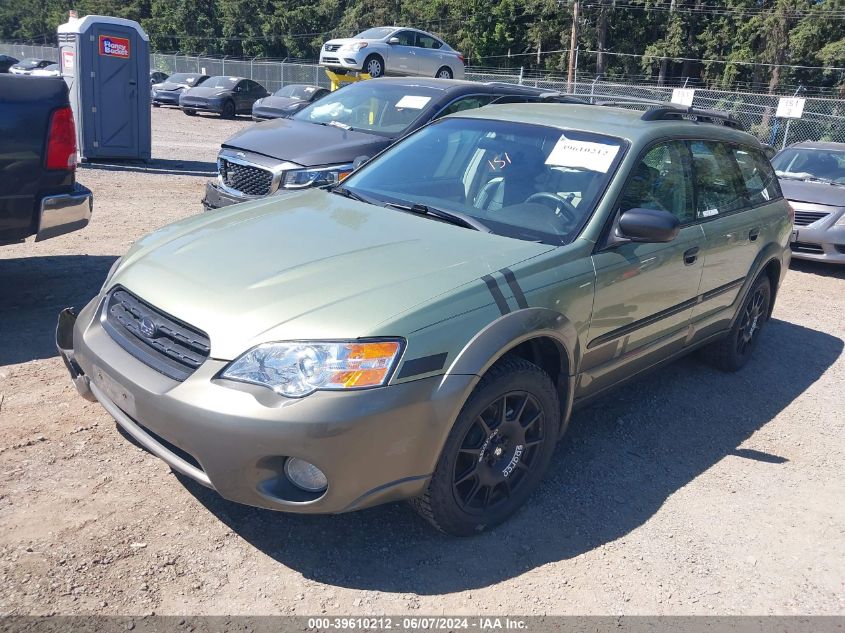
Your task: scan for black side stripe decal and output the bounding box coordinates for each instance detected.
[482,274,510,315]
[587,276,747,350]
[397,352,449,379]
[500,267,529,309]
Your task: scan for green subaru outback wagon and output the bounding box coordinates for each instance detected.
[58,100,791,535]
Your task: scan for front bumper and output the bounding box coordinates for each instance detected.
[36,183,93,241]
[252,106,293,121]
[319,53,365,71]
[789,221,845,265]
[202,180,247,210]
[151,91,183,106]
[57,298,476,514]
[179,98,225,113]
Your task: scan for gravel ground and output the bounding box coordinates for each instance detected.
[0,107,843,616]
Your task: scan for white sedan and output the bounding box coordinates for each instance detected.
[319,27,465,80]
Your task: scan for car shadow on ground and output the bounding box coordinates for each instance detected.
[789,259,845,279]
[180,317,843,594]
[80,158,216,177]
[0,254,117,366]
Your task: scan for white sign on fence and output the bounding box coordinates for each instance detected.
[776,97,806,119]
[671,88,696,107]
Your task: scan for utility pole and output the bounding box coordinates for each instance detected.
[567,0,579,93]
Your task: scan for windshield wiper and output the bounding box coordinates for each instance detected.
[330,185,372,204]
[385,202,491,232]
[328,120,353,131]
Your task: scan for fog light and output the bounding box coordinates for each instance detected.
[284,458,328,493]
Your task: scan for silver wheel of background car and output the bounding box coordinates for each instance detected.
[365,55,384,78]
[436,66,453,79]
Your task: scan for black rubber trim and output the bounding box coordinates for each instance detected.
[587,275,746,349]
[397,352,449,379]
[500,267,529,309]
[481,274,510,315]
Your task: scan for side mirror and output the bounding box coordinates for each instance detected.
[352,155,370,170]
[388,37,400,45]
[616,208,680,243]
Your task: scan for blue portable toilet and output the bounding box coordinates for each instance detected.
[57,15,152,161]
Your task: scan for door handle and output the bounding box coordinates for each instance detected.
[683,246,700,265]
[749,228,760,241]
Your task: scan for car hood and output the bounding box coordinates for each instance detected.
[157,81,190,91]
[780,179,845,207]
[112,190,552,359]
[324,38,372,47]
[222,118,390,165]
[258,96,306,110]
[184,86,231,99]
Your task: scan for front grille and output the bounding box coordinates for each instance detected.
[219,158,273,196]
[102,287,210,381]
[322,57,341,64]
[793,211,830,226]
[791,241,824,255]
[324,44,341,52]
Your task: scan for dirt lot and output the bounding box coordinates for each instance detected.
[1,107,843,616]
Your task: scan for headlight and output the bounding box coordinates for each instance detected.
[835,212,845,226]
[220,340,404,397]
[254,98,263,106]
[341,42,368,52]
[282,163,354,189]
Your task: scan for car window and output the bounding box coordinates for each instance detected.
[417,34,443,49]
[620,142,695,223]
[436,96,495,119]
[342,117,625,245]
[293,81,441,136]
[689,141,747,218]
[731,146,782,206]
[394,31,417,46]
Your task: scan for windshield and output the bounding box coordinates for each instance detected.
[202,76,239,89]
[18,59,42,68]
[275,85,317,99]
[772,148,845,184]
[355,27,396,40]
[169,73,202,85]
[340,118,625,244]
[293,82,439,136]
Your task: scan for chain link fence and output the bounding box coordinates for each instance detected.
[4,42,843,147]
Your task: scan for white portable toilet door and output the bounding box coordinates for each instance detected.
[91,23,138,156]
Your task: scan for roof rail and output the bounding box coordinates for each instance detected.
[641,105,745,130]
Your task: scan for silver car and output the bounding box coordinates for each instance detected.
[772,141,845,264]
[319,26,465,79]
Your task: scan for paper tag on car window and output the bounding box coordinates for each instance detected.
[545,135,619,173]
[395,95,431,109]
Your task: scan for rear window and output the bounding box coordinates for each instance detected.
[731,146,782,206]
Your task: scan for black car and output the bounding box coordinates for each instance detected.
[252,84,330,121]
[9,58,53,75]
[204,77,551,209]
[150,70,169,86]
[0,55,19,73]
[179,76,268,119]
[151,73,209,107]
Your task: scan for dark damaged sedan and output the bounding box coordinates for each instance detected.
[204,77,550,209]
[151,73,209,107]
[252,84,330,121]
[179,76,268,119]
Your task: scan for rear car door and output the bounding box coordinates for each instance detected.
[581,141,705,397]
[415,33,444,75]
[688,141,774,329]
[388,31,419,75]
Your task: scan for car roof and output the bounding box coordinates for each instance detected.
[356,77,546,95]
[452,102,764,147]
[788,141,845,151]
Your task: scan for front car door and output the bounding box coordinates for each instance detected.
[580,140,706,398]
[387,30,419,75]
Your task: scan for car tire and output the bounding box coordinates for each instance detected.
[363,55,384,78]
[701,275,771,372]
[436,66,453,79]
[411,357,560,536]
[221,100,236,119]
[152,103,160,108]
[183,108,196,116]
